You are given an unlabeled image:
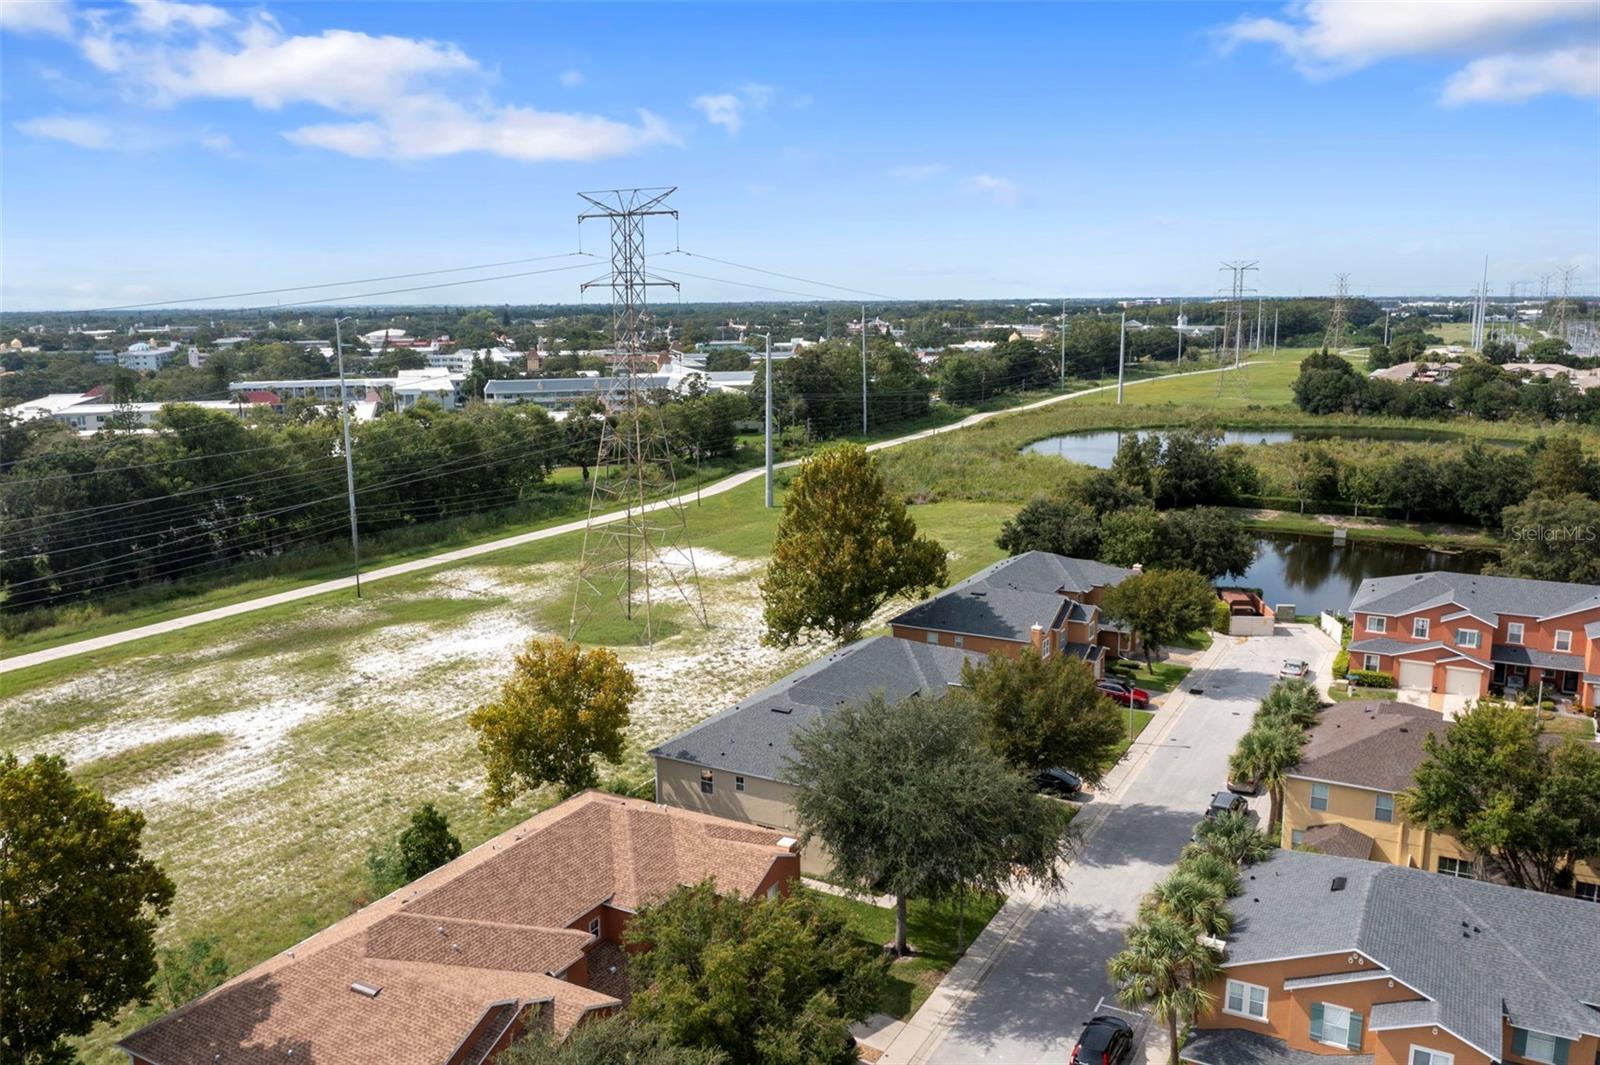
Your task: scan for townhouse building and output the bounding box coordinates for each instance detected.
[1347,572,1600,708]
[1280,699,1598,900]
[887,551,1136,673]
[120,792,799,1065]
[1181,849,1600,1065]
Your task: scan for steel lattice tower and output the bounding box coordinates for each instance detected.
[1323,273,1350,353]
[1553,265,1578,342]
[1218,261,1258,367]
[569,187,707,644]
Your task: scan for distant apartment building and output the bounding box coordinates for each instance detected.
[120,792,800,1065]
[1279,699,1598,900]
[47,398,271,432]
[1181,849,1600,1065]
[229,369,465,411]
[117,341,178,371]
[887,552,1136,672]
[1347,572,1600,707]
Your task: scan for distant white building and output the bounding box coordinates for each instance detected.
[118,342,178,371]
[361,328,409,348]
[426,347,520,373]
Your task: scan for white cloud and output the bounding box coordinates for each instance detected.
[692,92,744,133]
[16,113,113,148]
[1219,0,1591,75]
[129,0,230,34]
[199,131,232,151]
[969,174,1020,207]
[558,69,583,87]
[24,6,676,164]
[692,82,777,135]
[889,162,945,182]
[1218,0,1599,105]
[0,0,75,37]
[285,98,675,161]
[1442,44,1600,104]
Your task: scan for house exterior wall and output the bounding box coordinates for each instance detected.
[888,623,1037,659]
[1282,776,1598,895]
[1370,1024,1491,1065]
[1498,1023,1600,1065]
[653,758,829,871]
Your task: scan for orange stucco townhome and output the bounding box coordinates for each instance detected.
[1347,572,1600,708]
[1182,850,1600,1065]
[888,551,1137,673]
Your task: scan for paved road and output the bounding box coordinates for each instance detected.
[0,362,1250,675]
[908,627,1329,1065]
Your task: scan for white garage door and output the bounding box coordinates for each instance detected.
[1444,667,1481,697]
[1398,660,1433,690]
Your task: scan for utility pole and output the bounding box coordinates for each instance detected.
[764,333,774,508]
[1117,311,1126,404]
[1255,296,1264,351]
[1272,308,1279,355]
[1383,310,1390,346]
[860,304,868,436]
[1176,298,1184,365]
[1059,298,1067,386]
[333,316,361,598]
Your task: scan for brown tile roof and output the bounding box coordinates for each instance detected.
[1300,823,1376,860]
[121,792,797,1065]
[1291,700,1443,793]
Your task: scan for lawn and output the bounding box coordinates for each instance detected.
[1108,659,1193,695]
[809,889,1007,1021]
[1328,685,1401,703]
[0,475,1026,1062]
[1113,709,1156,758]
[1535,710,1597,740]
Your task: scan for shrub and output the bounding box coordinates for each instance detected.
[1348,669,1395,689]
[1212,598,1232,633]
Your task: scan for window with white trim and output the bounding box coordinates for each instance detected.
[588,917,601,936]
[699,770,714,795]
[1455,629,1480,649]
[1506,621,1524,645]
[925,631,939,644]
[1517,1029,1563,1065]
[735,775,745,792]
[1412,618,1430,639]
[1375,793,1394,823]
[1291,829,1306,848]
[1363,653,1380,671]
[1366,616,1387,634]
[1410,1047,1453,1065]
[1437,856,1474,879]
[1311,782,1330,811]
[1312,1002,1362,1050]
[1553,630,1572,652]
[953,634,964,648]
[1576,882,1598,903]
[1223,979,1267,1021]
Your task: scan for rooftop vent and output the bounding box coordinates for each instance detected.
[777,836,799,850]
[1331,876,1348,892]
[351,981,381,998]
[771,705,792,714]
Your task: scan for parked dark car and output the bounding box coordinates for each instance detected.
[1035,767,1083,798]
[1206,790,1247,819]
[1071,1015,1134,1065]
[1096,677,1151,709]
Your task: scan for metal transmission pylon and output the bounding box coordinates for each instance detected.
[1218,260,1258,373]
[569,187,707,645]
[1553,265,1578,342]
[1323,273,1350,353]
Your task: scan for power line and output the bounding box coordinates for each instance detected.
[659,250,900,301]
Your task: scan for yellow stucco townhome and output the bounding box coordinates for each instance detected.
[1282,699,1598,902]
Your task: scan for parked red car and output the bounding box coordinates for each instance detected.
[1096,677,1151,709]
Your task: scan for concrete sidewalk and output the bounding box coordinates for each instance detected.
[2,361,1251,675]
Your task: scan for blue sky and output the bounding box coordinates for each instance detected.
[2,0,1597,310]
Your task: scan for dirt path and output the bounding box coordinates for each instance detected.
[1,362,1248,675]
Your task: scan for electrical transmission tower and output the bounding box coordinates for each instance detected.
[1323,273,1350,352]
[1218,260,1258,366]
[1553,265,1578,342]
[569,187,707,645]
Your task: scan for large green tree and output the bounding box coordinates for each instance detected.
[1101,568,1216,667]
[2,753,176,1064]
[501,1014,727,1065]
[786,691,1072,955]
[1402,700,1600,893]
[398,802,463,881]
[1492,493,1600,585]
[469,637,638,805]
[994,496,1102,559]
[624,881,885,1065]
[1161,507,1256,581]
[761,443,947,646]
[961,651,1125,783]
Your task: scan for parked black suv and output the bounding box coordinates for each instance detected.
[1071,1015,1134,1065]
[1035,767,1083,798]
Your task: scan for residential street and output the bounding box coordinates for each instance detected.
[886,625,1333,1065]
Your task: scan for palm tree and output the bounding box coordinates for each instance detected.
[1175,850,1242,899]
[1190,811,1276,867]
[1258,679,1321,728]
[1108,912,1222,1065]
[1140,869,1232,939]
[1229,719,1305,830]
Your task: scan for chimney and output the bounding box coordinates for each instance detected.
[1030,624,1045,654]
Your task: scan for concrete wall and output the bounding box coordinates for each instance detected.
[1228,613,1276,637]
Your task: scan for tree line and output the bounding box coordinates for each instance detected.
[1293,350,1600,424]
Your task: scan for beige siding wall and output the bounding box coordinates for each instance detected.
[654,758,830,871]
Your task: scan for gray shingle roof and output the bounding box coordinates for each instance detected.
[1225,850,1600,1058]
[1350,571,1600,625]
[1291,700,1444,793]
[1490,644,1586,672]
[1347,637,1441,657]
[648,636,980,782]
[888,551,1131,641]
